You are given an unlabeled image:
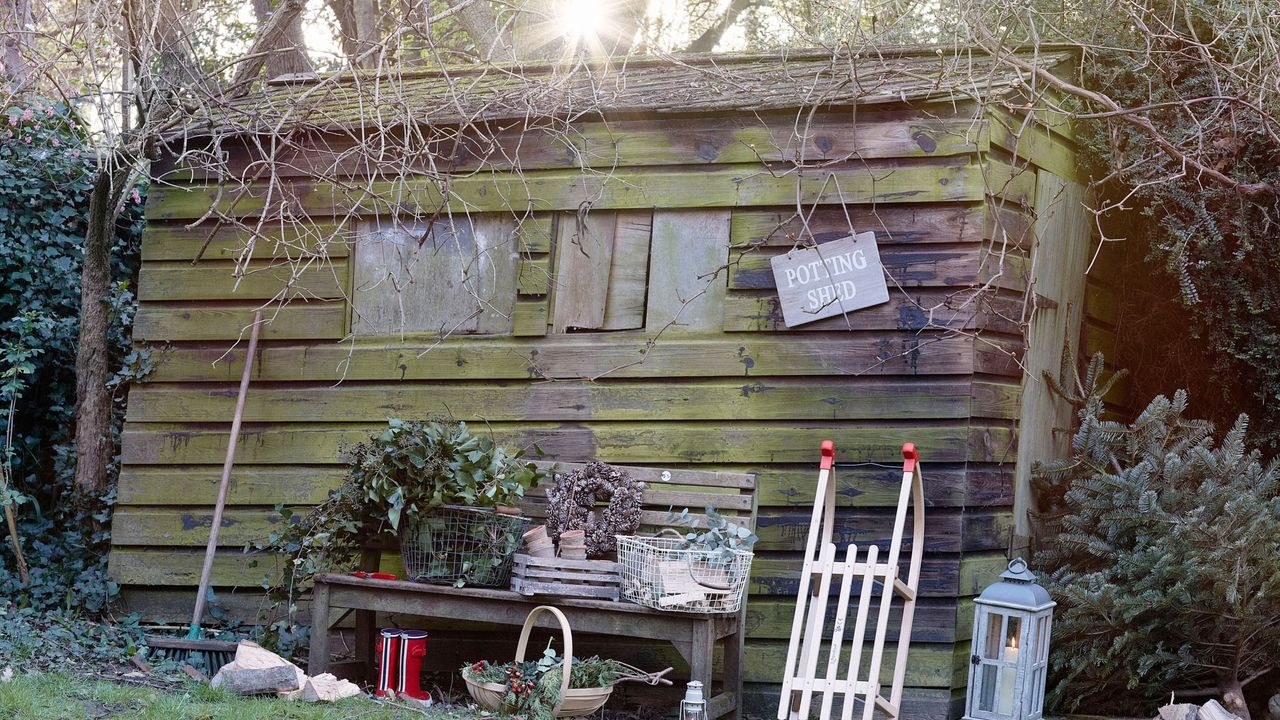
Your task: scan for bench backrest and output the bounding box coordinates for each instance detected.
[521,461,758,532]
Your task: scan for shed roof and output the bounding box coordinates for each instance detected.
[184,46,1075,138]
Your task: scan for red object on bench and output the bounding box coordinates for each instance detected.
[352,571,397,580]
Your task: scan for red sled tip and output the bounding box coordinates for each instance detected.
[820,440,835,470]
[902,443,919,461]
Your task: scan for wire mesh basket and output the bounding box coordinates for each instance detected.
[615,533,753,614]
[400,506,528,587]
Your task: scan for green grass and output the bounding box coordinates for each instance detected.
[0,672,483,719]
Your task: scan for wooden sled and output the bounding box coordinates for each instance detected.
[777,441,924,720]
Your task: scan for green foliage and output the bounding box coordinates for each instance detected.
[1033,387,1280,712]
[351,417,542,531]
[247,418,541,654]
[1061,0,1280,447]
[462,653,630,720]
[0,96,145,660]
[668,506,758,561]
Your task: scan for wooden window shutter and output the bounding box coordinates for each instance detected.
[550,211,652,333]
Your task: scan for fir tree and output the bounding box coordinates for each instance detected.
[1034,363,1280,719]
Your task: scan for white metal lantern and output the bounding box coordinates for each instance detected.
[964,558,1056,720]
[680,681,706,720]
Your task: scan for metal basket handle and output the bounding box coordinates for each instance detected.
[514,605,573,706]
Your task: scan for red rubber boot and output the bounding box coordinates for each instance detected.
[375,628,401,698]
[396,630,431,703]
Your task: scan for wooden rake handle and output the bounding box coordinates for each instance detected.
[190,310,262,628]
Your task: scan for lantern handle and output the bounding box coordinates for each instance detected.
[1007,557,1028,574]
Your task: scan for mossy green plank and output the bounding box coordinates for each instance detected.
[126,377,975,423]
[138,260,348,301]
[512,298,550,336]
[754,463,1013,509]
[728,245,983,290]
[141,221,352,261]
[754,507,1008,553]
[145,160,987,220]
[121,422,998,465]
[970,380,1022,419]
[745,596,959,642]
[133,302,346,341]
[722,291,977,333]
[144,334,977,382]
[750,555,961,599]
[983,157,1037,208]
[989,109,1080,182]
[1085,280,1118,326]
[517,214,554,253]
[731,204,986,248]
[516,255,551,296]
[744,641,954,687]
[976,244,1031,292]
[108,547,283,587]
[111,507,304,546]
[968,423,1018,465]
[117,466,346,505]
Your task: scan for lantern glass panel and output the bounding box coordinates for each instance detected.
[1003,616,1021,662]
[983,613,1004,658]
[978,665,998,712]
[997,664,1017,715]
[1036,616,1049,662]
[1031,668,1045,713]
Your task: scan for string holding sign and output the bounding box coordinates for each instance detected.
[768,232,890,327]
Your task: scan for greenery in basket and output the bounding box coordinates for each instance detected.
[244,418,543,650]
[669,506,758,561]
[463,649,629,720]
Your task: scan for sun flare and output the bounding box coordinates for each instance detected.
[556,0,610,44]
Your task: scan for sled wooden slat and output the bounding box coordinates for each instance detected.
[778,442,925,720]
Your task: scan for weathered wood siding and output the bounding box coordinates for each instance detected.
[115,104,1089,720]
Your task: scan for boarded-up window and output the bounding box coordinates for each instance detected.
[352,216,518,336]
[550,211,652,333]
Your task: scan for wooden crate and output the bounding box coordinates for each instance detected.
[510,554,622,601]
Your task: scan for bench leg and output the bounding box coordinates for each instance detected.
[308,582,331,676]
[355,608,376,684]
[722,623,744,720]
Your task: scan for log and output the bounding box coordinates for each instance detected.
[212,664,301,694]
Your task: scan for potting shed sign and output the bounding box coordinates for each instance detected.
[769,231,890,327]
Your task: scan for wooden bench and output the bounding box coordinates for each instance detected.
[308,462,757,720]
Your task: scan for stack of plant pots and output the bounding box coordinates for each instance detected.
[558,530,587,559]
[522,525,555,558]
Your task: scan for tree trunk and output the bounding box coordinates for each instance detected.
[73,168,123,503]
[454,0,519,62]
[686,0,755,52]
[1,0,32,90]
[251,0,313,78]
[327,0,382,69]
[1223,677,1251,720]
[230,0,309,93]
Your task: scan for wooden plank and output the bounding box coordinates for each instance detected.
[512,298,550,336]
[126,377,978,424]
[745,597,958,643]
[120,422,1008,466]
[983,157,1037,208]
[517,214,554,254]
[141,221,352,261]
[601,212,652,330]
[988,109,1080,181]
[551,212,616,331]
[1084,280,1118,327]
[731,204,985,248]
[145,160,989,220]
[117,466,346,505]
[750,552,1003,599]
[646,210,731,334]
[517,255,551,296]
[729,244,995,290]
[973,336,1024,378]
[1013,172,1090,537]
[138,260,348,301]
[133,302,345,341]
[145,334,977,382]
[752,507,1006,553]
[970,379,1022,419]
[111,507,305,546]
[722,291,980,333]
[158,114,987,180]
[350,216,518,336]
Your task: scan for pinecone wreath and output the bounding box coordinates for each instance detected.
[544,461,644,557]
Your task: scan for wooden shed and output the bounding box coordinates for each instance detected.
[112,47,1118,719]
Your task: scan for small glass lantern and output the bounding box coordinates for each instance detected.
[680,681,706,720]
[964,558,1056,720]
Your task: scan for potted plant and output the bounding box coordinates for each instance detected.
[254,417,543,593]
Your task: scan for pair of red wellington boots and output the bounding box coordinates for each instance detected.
[375,628,431,703]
